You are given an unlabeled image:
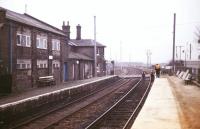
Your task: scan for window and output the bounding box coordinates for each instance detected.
[52,60,60,68]
[17,59,31,69]
[40,64,43,68]
[85,63,89,73]
[198,55,200,60]
[17,64,20,69]
[36,38,40,48]
[17,34,21,45]
[36,35,47,49]
[52,39,60,51]
[44,64,47,68]
[27,36,31,46]
[16,33,31,47]
[27,64,31,69]
[37,60,48,68]
[22,35,26,46]
[97,63,100,73]
[44,39,47,49]
[97,48,100,56]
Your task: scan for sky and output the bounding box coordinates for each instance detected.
[0,0,200,64]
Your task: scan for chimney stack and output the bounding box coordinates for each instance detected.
[76,24,81,40]
[62,21,70,39]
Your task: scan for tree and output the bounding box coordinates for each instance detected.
[195,27,200,43]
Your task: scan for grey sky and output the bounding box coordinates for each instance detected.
[1,0,200,64]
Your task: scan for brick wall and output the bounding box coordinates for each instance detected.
[75,46,106,76]
[0,18,66,92]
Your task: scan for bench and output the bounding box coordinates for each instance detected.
[178,71,184,79]
[176,70,180,76]
[37,76,56,87]
[184,74,192,85]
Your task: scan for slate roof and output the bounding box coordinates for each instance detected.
[70,39,106,47]
[69,51,93,61]
[0,7,65,36]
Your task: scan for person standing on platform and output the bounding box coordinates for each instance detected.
[155,64,161,78]
[150,71,155,82]
[142,71,145,80]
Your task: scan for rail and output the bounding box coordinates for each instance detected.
[85,77,151,129]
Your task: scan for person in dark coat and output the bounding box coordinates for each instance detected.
[150,71,155,82]
[142,71,145,80]
[155,64,161,78]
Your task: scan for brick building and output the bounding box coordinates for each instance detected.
[0,7,67,92]
[62,23,106,78]
[0,7,106,93]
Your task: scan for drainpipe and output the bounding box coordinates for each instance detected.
[0,23,4,66]
[0,27,1,63]
[8,22,13,74]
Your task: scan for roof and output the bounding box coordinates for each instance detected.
[0,7,65,36]
[70,39,106,47]
[68,41,78,46]
[69,52,93,61]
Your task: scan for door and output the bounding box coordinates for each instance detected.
[64,63,68,81]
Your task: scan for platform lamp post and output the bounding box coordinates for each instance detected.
[111,60,115,75]
[146,50,149,68]
[149,50,152,68]
[48,55,53,75]
[76,60,80,79]
[146,49,151,68]
[182,49,186,68]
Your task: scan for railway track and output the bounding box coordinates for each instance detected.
[86,77,151,129]
[9,78,121,129]
[13,78,140,129]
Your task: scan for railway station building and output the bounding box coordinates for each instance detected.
[62,23,106,80]
[0,7,106,93]
[0,7,67,92]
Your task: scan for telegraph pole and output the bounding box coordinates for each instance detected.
[189,43,192,60]
[146,49,152,68]
[94,16,97,77]
[149,51,152,67]
[120,41,122,71]
[172,13,176,73]
[179,46,184,61]
[176,45,184,61]
[146,51,149,68]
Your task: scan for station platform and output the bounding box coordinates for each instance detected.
[131,76,200,129]
[0,75,116,105]
[131,77,181,129]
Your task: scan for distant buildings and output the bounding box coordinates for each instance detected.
[174,41,200,79]
[0,7,106,93]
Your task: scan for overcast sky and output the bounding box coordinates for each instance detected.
[1,0,200,64]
